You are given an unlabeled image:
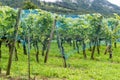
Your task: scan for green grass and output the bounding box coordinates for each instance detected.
[0,42,120,80]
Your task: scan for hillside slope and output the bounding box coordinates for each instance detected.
[0,0,120,15]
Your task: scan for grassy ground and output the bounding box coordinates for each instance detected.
[0,42,120,80]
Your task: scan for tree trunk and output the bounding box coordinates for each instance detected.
[76,40,79,54]
[57,38,67,67]
[0,41,2,74]
[61,42,67,68]
[109,51,112,59]
[82,41,87,59]
[6,42,14,75]
[44,16,57,63]
[97,41,100,55]
[6,9,21,75]
[104,46,108,55]
[89,42,92,51]
[91,41,96,59]
[56,19,67,68]
[23,37,27,55]
[23,44,27,55]
[14,47,18,61]
[57,36,60,48]
[73,40,75,49]
[114,42,117,48]
[67,39,72,46]
[108,45,112,59]
[35,41,39,63]
[109,50,112,59]
[42,43,46,56]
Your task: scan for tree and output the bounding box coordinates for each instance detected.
[22,0,38,9]
[86,13,104,59]
[0,6,18,75]
[21,9,53,62]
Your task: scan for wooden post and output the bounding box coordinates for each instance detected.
[82,41,87,59]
